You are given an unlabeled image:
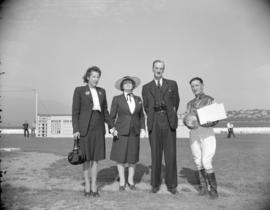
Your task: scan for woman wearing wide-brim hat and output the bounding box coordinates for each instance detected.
[110,76,146,191]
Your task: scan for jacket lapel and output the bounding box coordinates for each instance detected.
[96,87,103,109]
[149,80,156,98]
[161,78,169,97]
[133,95,140,113]
[149,79,169,98]
[121,94,132,114]
[85,85,93,104]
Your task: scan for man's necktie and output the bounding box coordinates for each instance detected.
[157,80,161,89]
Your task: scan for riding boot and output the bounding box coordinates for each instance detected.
[198,169,208,196]
[206,172,219,199]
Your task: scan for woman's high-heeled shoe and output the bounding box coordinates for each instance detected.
[92,191,100,197]
[84,190,91,197]
[127,182,136,190]
[84,183,91,197]
[119,185,125,191]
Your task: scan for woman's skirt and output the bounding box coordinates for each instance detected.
[110,127,140,164]
[80,111,106,161]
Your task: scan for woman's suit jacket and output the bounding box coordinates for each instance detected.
[110,94,145,136]
[72,85,113,137]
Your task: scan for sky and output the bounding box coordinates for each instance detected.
[0,0,270,126]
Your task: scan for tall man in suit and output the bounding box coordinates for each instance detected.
[142,60,180,194]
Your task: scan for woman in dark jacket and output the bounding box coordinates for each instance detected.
[110,76,146,191]
[72,66,114,197]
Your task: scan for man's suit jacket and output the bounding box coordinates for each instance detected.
[110,94,145,136]
[72,85,113,137]
[142,78,180,131]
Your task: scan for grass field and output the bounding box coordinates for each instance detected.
[1,134,270,210]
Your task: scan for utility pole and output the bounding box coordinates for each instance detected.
[34,88,38,137]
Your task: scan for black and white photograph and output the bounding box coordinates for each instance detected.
[0,0,270,209]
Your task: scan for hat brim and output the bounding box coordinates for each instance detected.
[115,76,141,91]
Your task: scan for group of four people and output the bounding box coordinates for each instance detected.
[72,59,218,199]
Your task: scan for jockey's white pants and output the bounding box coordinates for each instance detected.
[189,127,216,172]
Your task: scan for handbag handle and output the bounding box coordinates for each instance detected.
[73,136,80,150]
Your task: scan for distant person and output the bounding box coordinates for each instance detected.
[227,122,236,138]
[110,76,146,191]
[72,66,115,197]
[31,121,36,137]
[183,77,219,199]
[142,60,180,194]
[22,121,29,137]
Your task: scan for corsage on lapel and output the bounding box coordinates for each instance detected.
[85,91,90,95]
[98,90,102,96]
[168,89,172,93]
[136,97,142,104]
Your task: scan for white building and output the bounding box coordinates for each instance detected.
[36,114,190,138]
[2,114,269,137]
[37,114,73,137]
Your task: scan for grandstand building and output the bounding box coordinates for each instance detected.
[36,114,188,138]
[37,114,72,137]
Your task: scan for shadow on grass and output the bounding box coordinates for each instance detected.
[179,167,198,186]
[46,158,82,180]
[134,163,150,183]
[97,163,150,188]
[1,183,36,210]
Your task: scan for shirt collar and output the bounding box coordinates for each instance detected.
[124,92,133,98]
[195,92,205,100]
[88,85,97,91]
[154,78,163,86]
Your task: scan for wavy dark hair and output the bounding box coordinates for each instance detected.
[82,66,101,83]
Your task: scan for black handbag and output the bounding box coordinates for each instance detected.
[68,137,85,165]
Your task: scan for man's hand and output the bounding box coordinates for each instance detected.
[73,132,80,139]
[201,121,219,128]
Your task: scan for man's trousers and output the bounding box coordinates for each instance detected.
[149,112,177,189]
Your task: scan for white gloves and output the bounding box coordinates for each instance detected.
[140,129,146,138]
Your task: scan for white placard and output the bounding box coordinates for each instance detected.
[197,103,227,125]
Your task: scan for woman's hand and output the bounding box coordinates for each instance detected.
[113,129,118,137]
[110,127,118,137]
[110,127,118,136]
[73,132,80,139]
[140,129,146,138]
